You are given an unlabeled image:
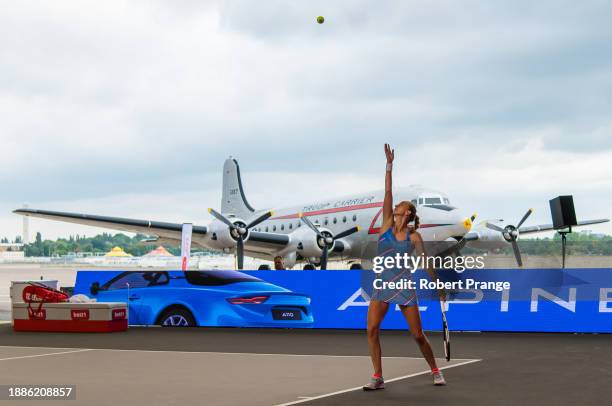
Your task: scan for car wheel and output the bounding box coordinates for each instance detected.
[258,264,271,270]
[303,264,316,270]
[349,263,363,270]
[159,307,196,327]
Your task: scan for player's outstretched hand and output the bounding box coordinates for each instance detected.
[384,143,395,164]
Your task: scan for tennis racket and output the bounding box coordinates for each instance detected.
[440,300,450,361]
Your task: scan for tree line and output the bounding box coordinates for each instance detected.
[1,230,611,257]
[15,232,212,257]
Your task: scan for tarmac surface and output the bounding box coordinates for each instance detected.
[0,324,610,405]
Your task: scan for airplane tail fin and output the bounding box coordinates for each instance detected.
[221,158,256,217]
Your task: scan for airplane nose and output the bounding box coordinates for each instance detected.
[463,217,472,230]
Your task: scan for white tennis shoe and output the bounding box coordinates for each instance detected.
[433,370,446,385]
[362,376,385,391]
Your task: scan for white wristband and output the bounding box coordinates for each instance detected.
[386,163,393,171]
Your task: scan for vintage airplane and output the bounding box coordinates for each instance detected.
[13,158,609,269]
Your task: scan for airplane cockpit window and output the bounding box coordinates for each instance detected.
[417,195,454,209]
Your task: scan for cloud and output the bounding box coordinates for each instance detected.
[0,0,611,240]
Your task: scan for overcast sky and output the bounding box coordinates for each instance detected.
[1,0,611,241]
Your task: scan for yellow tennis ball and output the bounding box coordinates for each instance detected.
[317,16,325,24]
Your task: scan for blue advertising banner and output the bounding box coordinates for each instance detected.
[74,268,612,333]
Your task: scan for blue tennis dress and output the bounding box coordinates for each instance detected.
[371,228,418,306]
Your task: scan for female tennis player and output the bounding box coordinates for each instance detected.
[363,143,446,390]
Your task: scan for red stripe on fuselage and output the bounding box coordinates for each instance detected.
[270,202,384,220]
[269,202,452,235]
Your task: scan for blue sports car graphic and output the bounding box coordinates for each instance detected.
[76,270,314,327]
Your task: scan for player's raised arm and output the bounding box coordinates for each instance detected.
[381,143,395,235]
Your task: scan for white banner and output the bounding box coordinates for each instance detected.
[181,223,193,271]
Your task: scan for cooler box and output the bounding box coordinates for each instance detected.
[12,302,128,333]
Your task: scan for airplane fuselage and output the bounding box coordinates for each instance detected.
[201,186,469,267]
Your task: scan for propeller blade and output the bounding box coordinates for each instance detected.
[208,208,234,228]
[320,245,328,270]
[437,238,469,258]
[299,213,322,237]
[334,226,360,240]
[246,210,274,229]
[236,237,244,270]
[485,222,505,233]
[516,208,534,229]
[511,239,523,267]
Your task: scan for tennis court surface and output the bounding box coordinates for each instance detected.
[0,324,609,405]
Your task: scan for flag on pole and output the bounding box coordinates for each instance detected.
[181,223,193,271]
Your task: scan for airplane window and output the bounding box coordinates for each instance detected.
[273,225,277,231]
[418,197,424,204]
[424,197,442,204]
[333,218,337,224]
[411,199,417,205]
[324,218,328,225]
[265,226,269,232]
[281,224,285,231]
[342,216,347,223]
[352,214,357,222]
[289,223,293,230]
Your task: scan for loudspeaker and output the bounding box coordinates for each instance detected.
[549,195,577,230]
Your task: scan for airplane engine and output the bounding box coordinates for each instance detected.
[467,226,509,250]
[206,218,249,250]
[289,226,328,259]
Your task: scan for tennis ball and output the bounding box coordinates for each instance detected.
[317,16,325,24]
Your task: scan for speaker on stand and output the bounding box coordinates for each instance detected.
[549,195,578,268]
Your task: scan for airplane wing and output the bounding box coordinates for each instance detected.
[13,208,291,252]
[518,219,609,235]
[243,231,291,255]
[13,208,207,242]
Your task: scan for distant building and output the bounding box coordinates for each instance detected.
[0,243,25,260]
[22,203,30,245]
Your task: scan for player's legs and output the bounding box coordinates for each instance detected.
[400,304,438,371]
[366,299,389,377]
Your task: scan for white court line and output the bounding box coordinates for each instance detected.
[274,359,482,406]
[0,346,475,360]
[0,349,94,362]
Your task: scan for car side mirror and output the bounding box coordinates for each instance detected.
[90,282,101,295]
